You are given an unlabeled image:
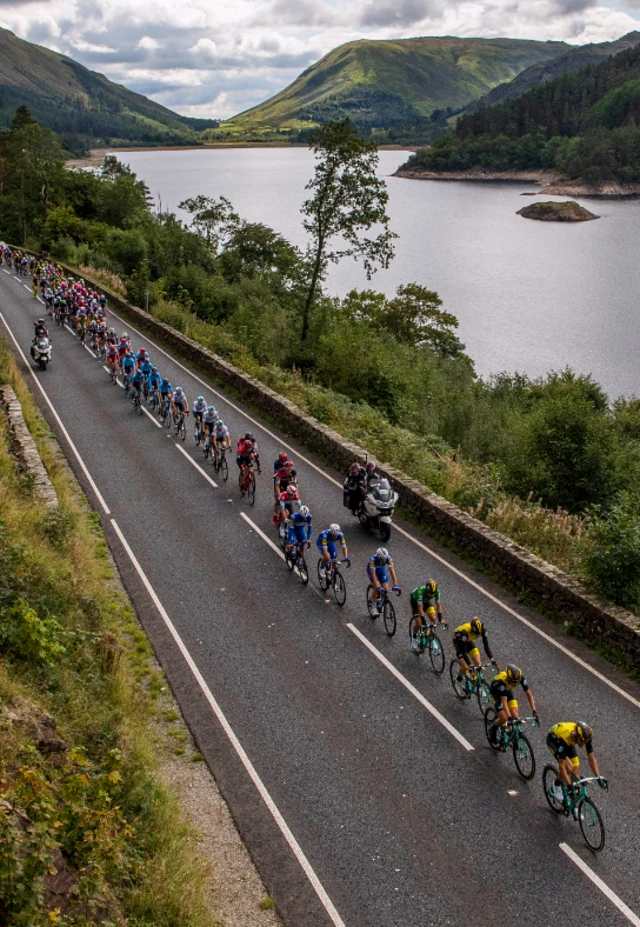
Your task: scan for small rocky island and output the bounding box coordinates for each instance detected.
[516,200,599,221]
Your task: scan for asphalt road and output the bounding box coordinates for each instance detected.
[1,264,639,927]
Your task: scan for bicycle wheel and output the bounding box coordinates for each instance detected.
[429,633,445,674]
[193,426,200,446]
[317,559,330,591]
[383,599,396,637]
[578,798,605,853]
[450,661,469,700]
[333,570,347,607]
[542,765,564,815]
[285,550,295,572]
[366,585,377,619]
[278,522,287,551]
[513,732,536,782]
[484,707,502,752]
[221,456,228,481]
[164,409,172,429]
[248,471,256,506]
[476,680,492,714]
[179,419,186,442]
[298,555,309,585]
[409,617,425,654]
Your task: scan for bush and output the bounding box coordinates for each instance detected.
[583,492,640,608]
[0,600,65,667]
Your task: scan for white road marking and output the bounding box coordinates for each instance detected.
[347,623,474,752]
[560,843,640,926]
[2,269,10,274]
[175,443,217,487]
[106,306,640,712]
[240,510,285,561]
[142,405,162,429]
[23,284,32,292]
[109,518,346,927]
[0,310,111,515]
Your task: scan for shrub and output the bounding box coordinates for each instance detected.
[0,600,66,667]
[583,492,640,608]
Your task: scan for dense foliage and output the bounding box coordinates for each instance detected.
[3,109,640,606]
[403,43,640,183]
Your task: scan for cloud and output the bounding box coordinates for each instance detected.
[0,0,639,118]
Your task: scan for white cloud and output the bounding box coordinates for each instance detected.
[0,0,639,119]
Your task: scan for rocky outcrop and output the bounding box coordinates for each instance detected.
[517,200,599,221]
[0,385,58,507]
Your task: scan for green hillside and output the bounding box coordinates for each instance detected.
[462,31,640,115]
[0,28,218,153]
[207,36,569,144]
[400,40,640,183]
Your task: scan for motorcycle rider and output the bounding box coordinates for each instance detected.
[33,318,49,343]
[344,461,366,515]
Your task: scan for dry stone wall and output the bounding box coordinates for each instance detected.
[0,385,58,508]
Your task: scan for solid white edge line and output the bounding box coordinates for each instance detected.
[347,623,474,752]
[109,517,347,927]
[560,843,640,927]
[175,443,217,487]
[142,405,162,429]
[0,310,111,515]
[103,307,640,712]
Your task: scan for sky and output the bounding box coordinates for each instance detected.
[2,0,640,120]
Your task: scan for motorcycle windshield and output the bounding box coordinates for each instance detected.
[38,340,49,350]
[373,480,393,502]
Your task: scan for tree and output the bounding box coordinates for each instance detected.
[178,195,239,253]
[300,118,397,340]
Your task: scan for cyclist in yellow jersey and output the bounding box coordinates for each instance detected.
[546,722,605,804]
[487,664,537,745]
[452,617,497,681]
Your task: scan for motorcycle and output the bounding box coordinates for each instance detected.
[31,337,52,370]
[344,476,399,542]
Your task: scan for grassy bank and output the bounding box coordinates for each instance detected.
[0,341,212,926]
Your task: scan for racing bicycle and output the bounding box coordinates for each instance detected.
[318,557,348,606]
[449,661,496,713]
[484,709,538,781]
[542,767,608,852]
[367,585,400,636]
[410,618,447,674]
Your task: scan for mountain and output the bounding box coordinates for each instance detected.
[399,40,640,185]
[0,28,218,152]
[461,31,640,115]
[208,36,569,144]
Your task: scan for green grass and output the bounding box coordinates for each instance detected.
[0,341,213,926]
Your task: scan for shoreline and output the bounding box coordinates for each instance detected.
[393,168,640,197]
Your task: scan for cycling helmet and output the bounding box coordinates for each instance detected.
[426,579,437,595]
[216,419,223,426]
[286,485,297,497]
[505,665,523,685]
[575,722,593,745]
[299,505,310,518]
[37,318,45,325]
[197,396,204,403]
[330,523,341,535]
[278,452,288,463]
[243,439,253,450]
[245,433,255,442]
[121,332,128,338]
[376,547,389,560]
[366,461,376,474]
[175,388,183,397]
[139,347,147,354]
[284,459,294,469]
[152,366,158,373]
[208,405,215,412]
[161,378,169,386]
[470,618,483,635]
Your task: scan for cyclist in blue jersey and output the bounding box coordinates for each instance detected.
[316,524,350,580]
[139,356,153,377]
[130,368,144,402]
[148,367,162,408]
[121,350,136,390]
[367,548,400,615]
[286,505,312,554]
[159,379,173,420]
[273,451,289,473]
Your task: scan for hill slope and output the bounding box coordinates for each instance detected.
[462,31,640,114]
[209,36,569,144]
[399,40,640,185]
[0,28,217,151]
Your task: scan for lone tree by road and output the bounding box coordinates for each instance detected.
[301,118,397,341]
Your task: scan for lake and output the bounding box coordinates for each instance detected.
[117,147,640,399]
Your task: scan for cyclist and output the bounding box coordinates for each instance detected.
[243,433,261,471]
[273,458,297,524]
[202,405,218,448]
[171,387,188,424]
[409,580,445,653]
[453,617,497,681]
[121,350,136,390]
[546,722,605,806]
[106,342,119,380]
[487,665,538,746]
[130,368,145,404]
[367,548,400,615]
[135,346,150,368]
[106,327,118,347]
[212,418,231,454]
[192,396,208,437]
[237,437,256,495]
[273,451,290,473]
[159,379,174,420]
[286,505,313,556]
[316,524,350,580]
[278,483,301,523]
[147,366,162,406]
[117,334,130,367]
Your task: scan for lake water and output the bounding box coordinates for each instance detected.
[117,148,640,399]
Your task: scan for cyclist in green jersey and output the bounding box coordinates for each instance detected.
[410,579,445,653]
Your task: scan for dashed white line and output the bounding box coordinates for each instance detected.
[142,405,162,429]
[0,310,111,515]
[239,511,320,590]
[560,843,640,926]
[347,623,474,752]
[23,283,32,292]
[2,269,10,274]
[175,443,217,487]
[106,306,640,712]
[109,517,346,927]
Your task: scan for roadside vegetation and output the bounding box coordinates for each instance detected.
[2,108,640,609]
[0,341,212,924]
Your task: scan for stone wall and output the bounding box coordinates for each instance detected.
[0,384,58,508]
[12,251,640,669]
